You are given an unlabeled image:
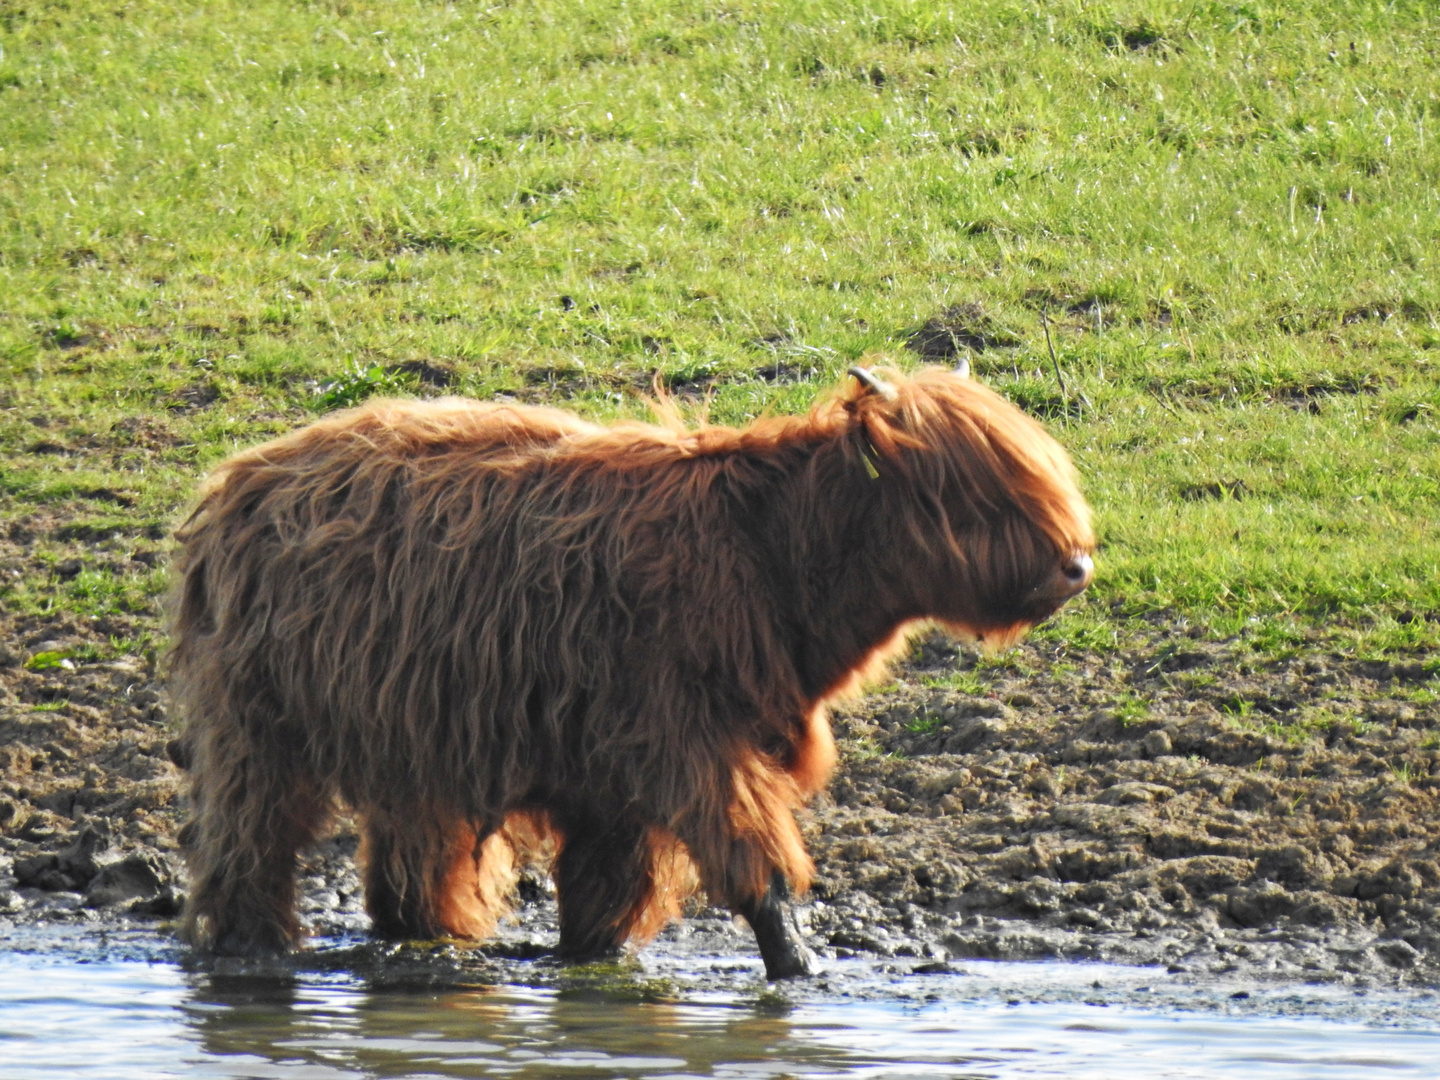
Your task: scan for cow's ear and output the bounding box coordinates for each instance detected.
[847,366,898,402]
[953,356,971,379]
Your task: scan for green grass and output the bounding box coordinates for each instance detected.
[905,709,944,735]
[921,669,987,696]
[1110,693,1151,725]
[2,0,1439,657]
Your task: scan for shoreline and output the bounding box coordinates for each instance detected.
[3,613,1438,989]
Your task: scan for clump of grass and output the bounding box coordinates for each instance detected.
[314,361,415,411]
[1111,694,1151,726]
[846,736,887,761]
[1401,684,1437,705]
[905,712,944,736]
[24,650,73,672]
[1221,696,1256,720]
[922,670,986,697]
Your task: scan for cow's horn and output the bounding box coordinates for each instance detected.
[953,356,971,378]
[847,366,898,402]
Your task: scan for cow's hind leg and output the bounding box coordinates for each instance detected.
[362,814,514,940]
[183,728,330,956]
[552,815,679,961]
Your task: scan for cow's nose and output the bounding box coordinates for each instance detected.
[1057,552,1094,597]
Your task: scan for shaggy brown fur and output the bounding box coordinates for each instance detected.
[169,366,1093,959]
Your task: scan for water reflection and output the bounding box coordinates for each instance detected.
[179,970,939,1079]
[2,942,1438,1079]
[169,965,1440,1080]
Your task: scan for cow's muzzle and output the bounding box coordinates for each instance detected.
[1032,551,1093,607]
[1055,552,1094,598]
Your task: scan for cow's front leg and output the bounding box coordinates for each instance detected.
[738,870,815,980]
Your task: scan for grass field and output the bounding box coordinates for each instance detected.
[2,0,1438,665]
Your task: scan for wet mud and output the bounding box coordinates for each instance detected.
[2,522,1439,988]
[805,635,1440,987]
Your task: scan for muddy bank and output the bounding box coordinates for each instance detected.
[804,634,1440,985]
[2,581,1439,986]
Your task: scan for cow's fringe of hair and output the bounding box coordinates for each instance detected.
[169,365,1091,954]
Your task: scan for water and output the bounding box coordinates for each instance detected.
[2,929,1438,1079]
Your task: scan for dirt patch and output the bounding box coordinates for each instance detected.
[799,632,1440,982]
[2,607,1438,985]
[906,303,1022,357]
[1178,479,1248,501]
[390,360,457,388]
[1152,370,1386,405]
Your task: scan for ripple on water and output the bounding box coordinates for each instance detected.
[1,947,1439,1079]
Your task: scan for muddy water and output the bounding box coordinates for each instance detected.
[3,927,1438,1079]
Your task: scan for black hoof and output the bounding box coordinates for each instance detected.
[741,871,817,981]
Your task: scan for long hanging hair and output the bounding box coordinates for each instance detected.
[170,363,1092,952]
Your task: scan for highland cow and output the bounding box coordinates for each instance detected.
[169,364,1093,978]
